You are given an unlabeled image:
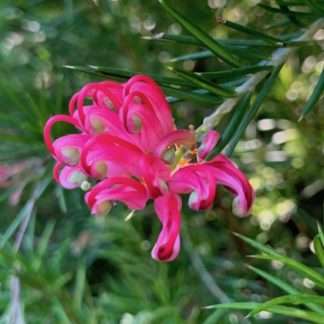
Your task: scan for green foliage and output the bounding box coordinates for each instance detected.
[0,0,323,323]
[206,233,324,322]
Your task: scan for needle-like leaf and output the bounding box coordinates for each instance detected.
[298,69,324,121]
[158,0,241,66]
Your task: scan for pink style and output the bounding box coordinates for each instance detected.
[44,75,254,262]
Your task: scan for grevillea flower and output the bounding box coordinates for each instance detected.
[44,75,254,262]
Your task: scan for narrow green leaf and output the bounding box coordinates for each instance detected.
[249,264,324,317]
[202,309,226,324]
[207,94,251,159]
[222,19,284,46]
[274,1,305,27]
[233,232,281,256]
[0,202,33,248]
[250,255,324,289]
[158,0,241,66]
[314,234,324,269]
[64,65,193,88]
[197,65,273,81]
[247,265,297,294]
[248,294,324,317]
[205,302,259,310]
[307,0,324,14]
[318,223,324,247]
[145,33,201,46]
[206,303,324,323]
[147,33,307,47]
[36,221,56,259]
[57,186,68,214]
[224,64,282,156]
[298,69,324,121]
[74,263,86,310]
[169,50,213,63]
[163,87,223,105]
[258,3,314,16]
[169,68,236,97]
[221,45,270,61]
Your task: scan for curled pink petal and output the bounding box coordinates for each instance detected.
[155,130,195,159]
[73,83,124,125]
[56,164,88,189]
[43,115,81,155]
[151,192,181,262]
[120,75,175,152]
[207,154,254,216]
[86,177,148,215]
[139,155,171,198]
[123,75,174,134]
[170,165,216,210]
[80,133,143,178]
[120,91,166,152]
[52,134,89,166]
[197,130,220,161]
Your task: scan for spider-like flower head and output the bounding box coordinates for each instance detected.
[44,75,254,262]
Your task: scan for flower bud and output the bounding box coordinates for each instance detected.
[162,148,176,165]
[81,181,92,191]
[96,200,113,216]
[61,147,80,166]
[95,161,108,179]
[91,117,105,134]
[104,98,117,111]
[133,95,142,104]
[131,115,142,133]
[68,171,87,186]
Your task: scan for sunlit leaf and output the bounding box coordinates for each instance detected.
[169,68,236,97]
[248,294,324,317]
[158,0,241,66]
[299,69,324,121]
[224,64,282,156]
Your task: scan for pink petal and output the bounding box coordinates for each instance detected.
[139,155,171,198]
[207,154,254,216]
[54,163,88,189]
[120,91,167,152]
[52,134,89,166]
[86,177,148,215]
[43,115,81,156]
[80,133,143,179]
[170,165,216,210]
[69,81,124,117]
[197,130,220,161]
[151,192,181,262]
[123,75,174,135]
[74,82,124,125]
[82,105,129,138]
[154,130,195,160]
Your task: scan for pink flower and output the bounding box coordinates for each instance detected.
[44,75,254,262]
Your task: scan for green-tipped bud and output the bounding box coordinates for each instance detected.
[95,161,108,179]
[61,147,80,166]
[132,115,142,133]
[68,171,87,186]
[91,117,105,134]
[81,181,92,191]
[97,201,113,216]
[162,148,176,165]
[104,98,117,111]
[133,95,142,104]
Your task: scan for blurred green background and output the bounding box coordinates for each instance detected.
[0,0,323,323]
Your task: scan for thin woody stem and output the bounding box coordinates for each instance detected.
[195,18,324,139]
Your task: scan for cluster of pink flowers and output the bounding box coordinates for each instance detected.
[44,75,254,262]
